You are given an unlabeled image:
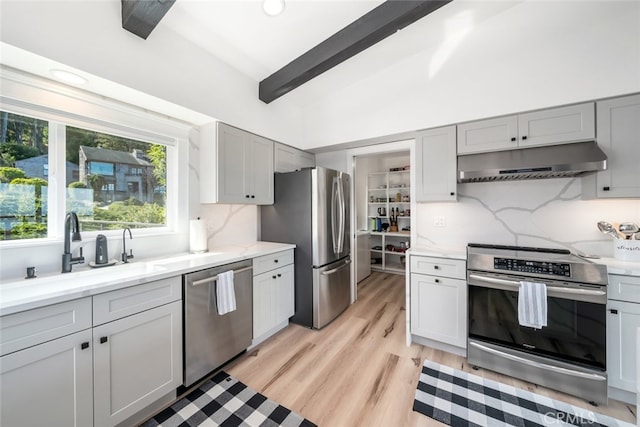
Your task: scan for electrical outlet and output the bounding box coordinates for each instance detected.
[434,216,446,227]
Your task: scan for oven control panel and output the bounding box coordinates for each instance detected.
[494,258,571,276]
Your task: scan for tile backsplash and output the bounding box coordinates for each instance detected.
[414,178,640,256]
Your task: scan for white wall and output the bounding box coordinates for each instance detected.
[301,1,640,149]
[0,0,303,145]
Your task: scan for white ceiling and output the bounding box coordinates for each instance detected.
[162,0,385,82]
[160,0,386,106]
[157,0,526,108]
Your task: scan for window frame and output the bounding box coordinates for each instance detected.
[0,68,190,247]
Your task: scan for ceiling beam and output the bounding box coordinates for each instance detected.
[121,0,176,40]
[259,0,452,104]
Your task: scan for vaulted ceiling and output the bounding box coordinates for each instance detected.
[159,0,454,105]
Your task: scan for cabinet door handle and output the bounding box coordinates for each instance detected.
[511,137,516,142]
[274,259,279,263]
[245,195,250,198]
[434,279,440,283]
[610,309,618,314]
[272,275,277,279]
[251,195,255,199]
[450,192,455,196]
[100,336,108,344]
[81,342,90,350]
[434,265,439,270]
[522,135,528,140]
[277,273,282,277]
[603,186,610,191]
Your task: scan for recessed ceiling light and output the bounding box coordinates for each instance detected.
[263,0,285,16]
[50,69,88,85]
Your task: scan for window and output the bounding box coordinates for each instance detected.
[0,112,49,240]
[0,68,189,252]
[0,112,169,240]
[67,126,166,232]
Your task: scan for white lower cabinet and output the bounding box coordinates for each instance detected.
[409,255,467,354]
[252,250,295,344]
[93,300,182,427]
[0,277,183,427]
[607,300,640,393]
[607,273,640,403]
[0,328,94,427]
[253,264,294,340]
[410,273,467,348]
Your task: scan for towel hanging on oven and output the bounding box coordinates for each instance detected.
[518,281,547,329]
[216,270,236,315]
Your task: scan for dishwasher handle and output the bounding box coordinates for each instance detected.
[191,265,253,287]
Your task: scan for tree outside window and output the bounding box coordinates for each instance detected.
[0,112,49,240]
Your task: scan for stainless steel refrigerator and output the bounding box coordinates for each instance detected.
[261,167,351,329]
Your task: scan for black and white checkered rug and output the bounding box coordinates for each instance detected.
[413,359,634,427]
[142,371,316,427]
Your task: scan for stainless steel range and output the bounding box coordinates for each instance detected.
[466,244,609,404]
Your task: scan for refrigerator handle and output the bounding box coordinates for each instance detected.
[331,176,340,254]
[337,175,346,254]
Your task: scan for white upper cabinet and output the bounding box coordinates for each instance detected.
[415,125,457,202]
[274,142,315,173]
[457,102,595,154]
[298,151,316,169]
[246,133,275,204]
[200,122,274,204]
[457,115,519,154]
[585,94,640,198]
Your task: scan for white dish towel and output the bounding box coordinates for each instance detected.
[216,270,236,315]
[518,281,547,329]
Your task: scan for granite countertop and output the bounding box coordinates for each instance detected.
[592,257,640,277]
[406,246,467,260]
[406,245,640,277]
[0,241,295,316]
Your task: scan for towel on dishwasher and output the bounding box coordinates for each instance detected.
[518,281,547,329]
[216,270,236,315]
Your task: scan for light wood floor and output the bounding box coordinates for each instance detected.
[226,272,637,426]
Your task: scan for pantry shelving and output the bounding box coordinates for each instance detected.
[367,170,411,274]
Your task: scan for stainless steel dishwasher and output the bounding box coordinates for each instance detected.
[183,259,252,387]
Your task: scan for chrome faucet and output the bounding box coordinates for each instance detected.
[121,227,134,263]
[62,211,84,273]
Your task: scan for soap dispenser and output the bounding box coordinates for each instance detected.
[95,234,109,265]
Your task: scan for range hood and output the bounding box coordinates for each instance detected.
[457,141,607,183]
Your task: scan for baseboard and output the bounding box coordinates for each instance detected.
[411,334,467,357]
[116,389,176,427]
[249,320,289,350]
[608,386,636,405]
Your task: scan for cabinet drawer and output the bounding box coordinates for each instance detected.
[253,250,294,276]
[93,276,181,326]
[0,298,92,356]
[410,256,466,279]
[608,274,640,304]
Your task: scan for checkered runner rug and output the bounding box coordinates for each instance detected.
[413,359,635,427]
[142,371,316,427]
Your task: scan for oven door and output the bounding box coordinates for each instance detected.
[467,272,606,370]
